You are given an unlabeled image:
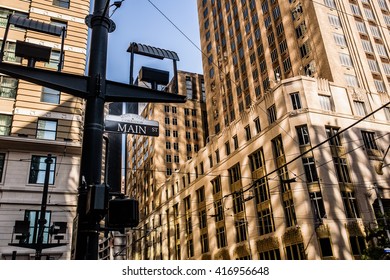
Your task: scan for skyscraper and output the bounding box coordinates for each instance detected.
[126,0,390,260]
[0,0,90,260]
[198,0,390,135]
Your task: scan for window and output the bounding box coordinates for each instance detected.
[212,175,221,194]
[296,125,310,146]
[229,163,241,184]
[0,8,28,28]
[24,210,51,244]
[242,125,251,142]
[0,75,18,98]
[310,192,326,221]
[302,157,319,183]
[324,0,336,8]
[376,43,388,57]
[196,187,205,203]
[249,148,265,172]
[319,95,333,111]
[166,142,171,149]
[374,79,386,93]
[356,21,367,34]
[370,25,381,38]
[285,243,306,260]
[53,0,70,9]
[214,199,224,222]
[361,131,378,150]
[173,131,178,137]
[166,155,172,163]
[283,57,292,72]
[29,155,56,185]
[284,198,297,227]
[225,141,231,156]
[364,8,375,20]
[216,226,227,248]
[299,41,310,58]
[349,236,366,258]
[354,101,367,116]
[258,206,275,235]
[0,40,21,63]
[0,153,5,182]
[333,157,351,183]
[378,0,389,11]
[339,53,353,67]
[326,126,341,146]
[267,105,277,124]
[166,168,172,176]
[290,92,302,110]
[233,192,244,214]
[201,233,209,254]
[361,39,373,53]
[165,130,170,137]
[199,209,207,229]
[295,22,307,39]
[350,4,361,16]
[328,14,341,27]
[384,107,390,121]
[187,239,194,258]
[37,119,57,140]
[45,50,61,69]
[235,220,247,243]
[50,19,67,31]
[254,117,261,134]
[215,149,220,163]
[345,74,359,87]
[0,114,12,136]
[259,249,281,260]
[319,238,333,258]
[368,59,379,73]
[41,87,60,104]
[233,135,239,150]
[253,178,269,204]
[341,191,360,218]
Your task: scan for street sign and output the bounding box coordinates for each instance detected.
[104,114,159,137]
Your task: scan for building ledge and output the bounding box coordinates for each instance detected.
[0,135,82,155]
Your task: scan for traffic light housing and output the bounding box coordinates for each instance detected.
[107,198,139,229]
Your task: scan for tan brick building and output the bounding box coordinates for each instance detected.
[0,0,89,260]
[126,0,390,260]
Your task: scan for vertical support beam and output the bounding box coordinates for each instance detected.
[58,26,66,72]
[74,0,110,260]
[35,154,53,260]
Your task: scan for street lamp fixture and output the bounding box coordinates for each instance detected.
[1,14,66,71]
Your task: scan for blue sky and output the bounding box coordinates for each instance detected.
[106,0,203,83]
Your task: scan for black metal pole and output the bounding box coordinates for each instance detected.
[35,154,53,260]
[74,0,110,260]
